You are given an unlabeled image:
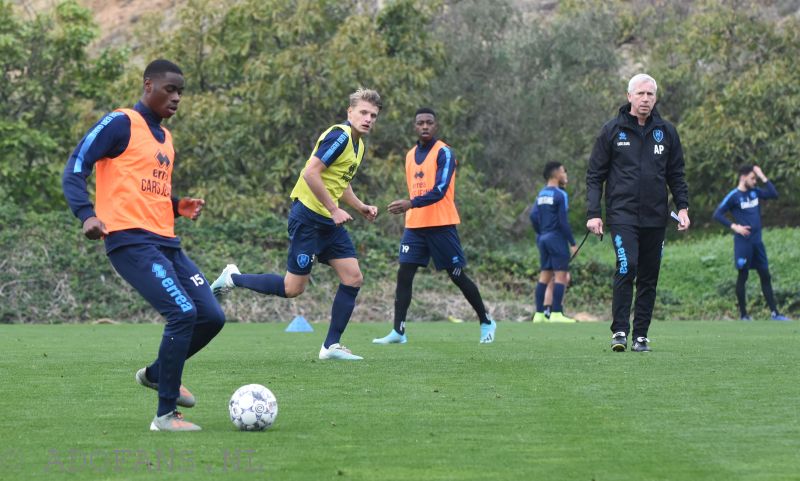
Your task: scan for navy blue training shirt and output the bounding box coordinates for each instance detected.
[62,101,181,253]
[713,181,778,242]
[530,186,576,245]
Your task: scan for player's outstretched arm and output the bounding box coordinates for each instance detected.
[342,185,377,222]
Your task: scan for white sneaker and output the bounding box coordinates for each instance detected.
[318,343,363,360]
[210,264,240,296]
[372,329,408,344]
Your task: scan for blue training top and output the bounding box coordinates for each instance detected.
[530,186,576,245]
[713,181,778,242]
[62,101,181,253]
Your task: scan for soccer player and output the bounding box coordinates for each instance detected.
[713,165,790,321]
[530,162,577,323]
[210,88,382,360]
[586,73,690,352]
[373,107,497,345]
[62,59,225,431]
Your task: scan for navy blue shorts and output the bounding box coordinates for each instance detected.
[537,233,570,271]
[286,217,356,275]
[108,244,224,335]
[398,226,466,270]
[734,237,769,270]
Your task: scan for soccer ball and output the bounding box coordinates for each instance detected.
[229,384,278,431]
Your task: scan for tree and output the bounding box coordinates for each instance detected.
[0,0,126,211]
[429,0,623,208]
[123,0,446,222]
[646,1,800,219]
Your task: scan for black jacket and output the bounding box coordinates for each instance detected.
[586,104,689,227]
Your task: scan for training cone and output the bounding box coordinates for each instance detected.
[285,315,314,332]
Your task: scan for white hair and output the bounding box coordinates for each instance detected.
[627,73,657,93]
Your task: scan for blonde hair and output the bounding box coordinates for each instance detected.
[349,88,382,110]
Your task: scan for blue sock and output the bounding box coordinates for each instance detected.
[552,283,566,312]
[231,273,286,297]
[535,282,547,312]
[324,284,360,348]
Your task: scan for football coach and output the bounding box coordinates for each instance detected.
[585,73,690,353]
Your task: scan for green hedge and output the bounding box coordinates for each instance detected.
[2,201,798,323]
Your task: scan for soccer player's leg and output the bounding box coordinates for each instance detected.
[609,225,640,351]
[430,227,496,343]
[108,244,200,430]
[318,226,363,360]
[547,240,575,323]
[631,227,665,352]
[533,270,553,323]
[213,217,315,298]
[752,243,789,320]
[144,250,225,409]
[734,237,752,320]
[375,229,427,344]
[534,236,553,323]
[173,250,226,362]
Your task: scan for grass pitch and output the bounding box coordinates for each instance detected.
[0,321,797,481]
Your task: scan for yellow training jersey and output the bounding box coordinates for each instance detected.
[289,123,364,218]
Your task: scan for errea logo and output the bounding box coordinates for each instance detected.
[155,151,171,167]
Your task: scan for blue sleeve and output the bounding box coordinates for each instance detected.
[62,112,131,223]
[557,191,576,245]
[713,192,735,228]
[410,146,455,208]
[758,181,778,200]
[312,128,349,167]
[530,201,540,234]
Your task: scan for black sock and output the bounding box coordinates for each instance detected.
[448,267,490,324]
[736,269,749,317]
[393,264,417,334]
[757,268,778,312]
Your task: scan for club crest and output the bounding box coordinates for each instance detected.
[653,129,664,143]
[296,254,311,269]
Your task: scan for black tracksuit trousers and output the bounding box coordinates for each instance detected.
[609,225,666,339]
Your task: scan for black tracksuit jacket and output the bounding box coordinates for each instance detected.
[586,104,689,228]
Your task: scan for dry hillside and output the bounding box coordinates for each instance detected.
[12,0,181,47]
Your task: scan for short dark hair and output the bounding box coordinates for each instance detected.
[543,161,563,180]
[738,164,754,176]
[415,107,436,118]
[143,59,183,81]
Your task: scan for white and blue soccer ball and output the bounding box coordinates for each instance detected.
[229,384,278,431]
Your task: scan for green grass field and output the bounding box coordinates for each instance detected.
[1,322,798,481]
